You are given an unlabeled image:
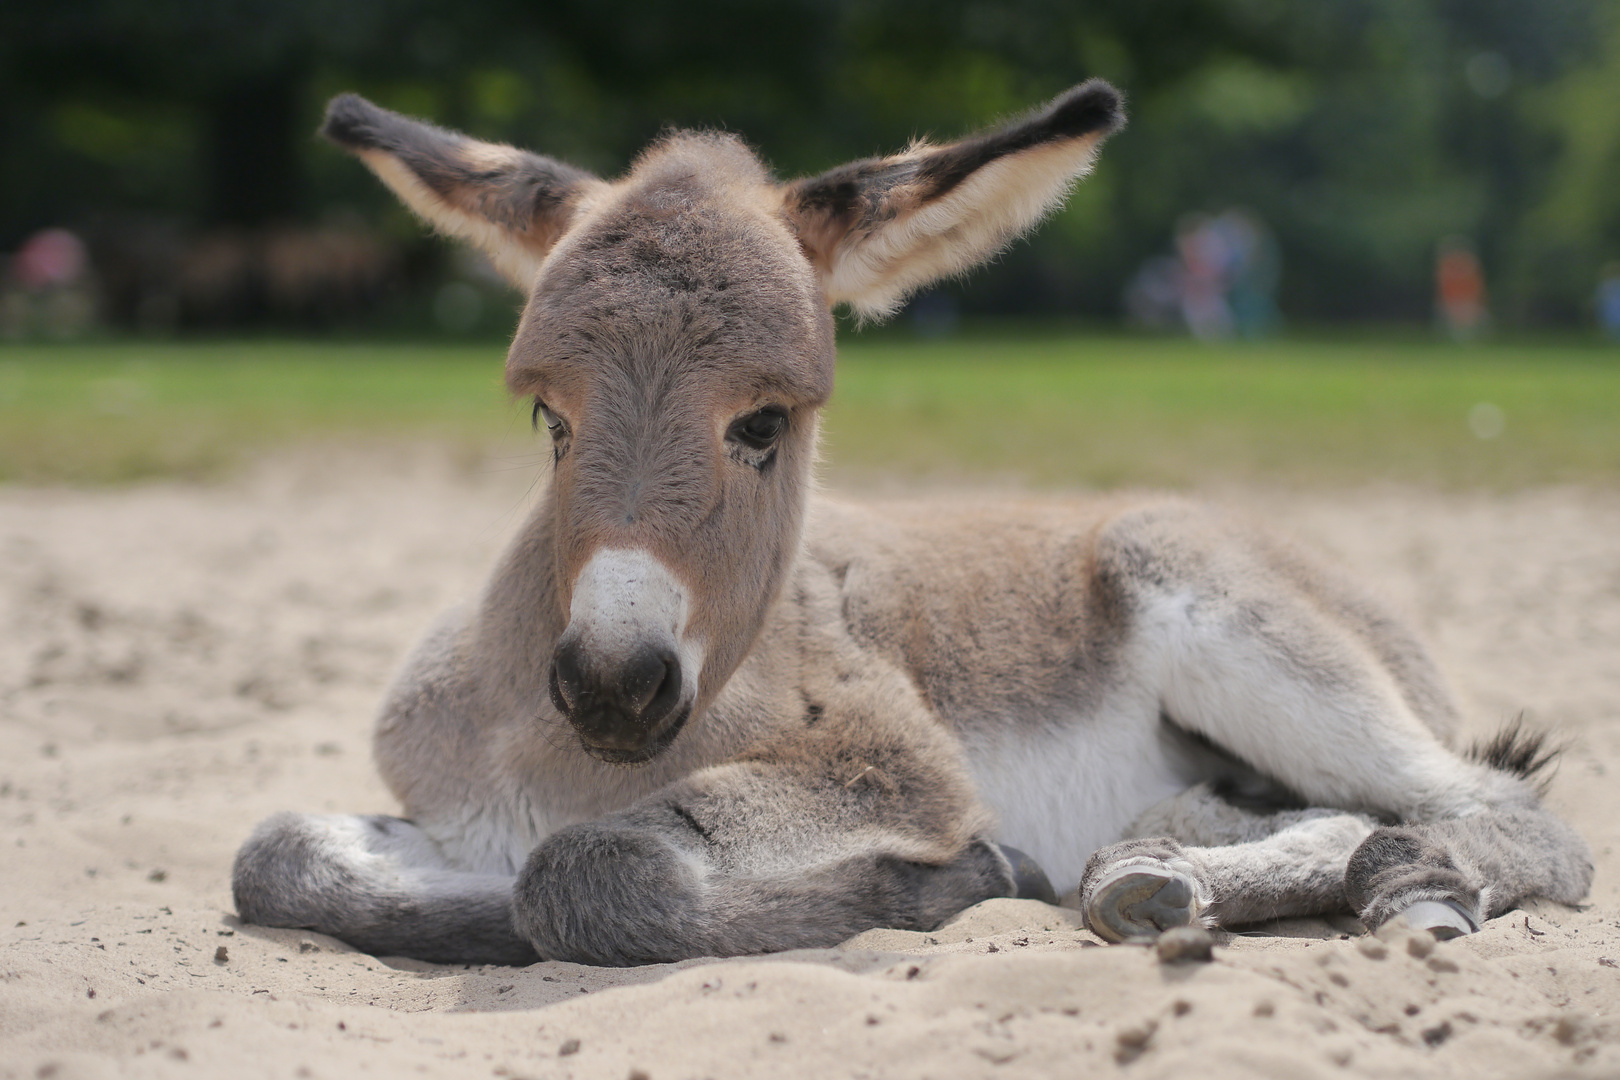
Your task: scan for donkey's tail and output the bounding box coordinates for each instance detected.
[1465,715,1563,789]
[232,813,537,966]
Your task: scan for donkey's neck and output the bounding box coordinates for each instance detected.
[476,489,572,665]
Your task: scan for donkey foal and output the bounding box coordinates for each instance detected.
[233,82,1591,965]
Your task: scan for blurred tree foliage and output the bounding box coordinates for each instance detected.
[3,0,1617,325]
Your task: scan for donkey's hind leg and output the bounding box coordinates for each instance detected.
[1079,782,1594,943]
[1078,784,1376,942]
[1345,804,1592,938]
[1096,506,1592,938]
[232,812,536,965]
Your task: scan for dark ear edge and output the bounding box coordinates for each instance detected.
[321,92,402,152]
[320,93,489,163]
[914,79,1126,201]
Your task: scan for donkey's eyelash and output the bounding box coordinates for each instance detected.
[532,399,567,436]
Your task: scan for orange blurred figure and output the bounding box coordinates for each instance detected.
[1436,237,1488,340]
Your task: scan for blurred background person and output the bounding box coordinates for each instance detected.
[1436,237,1490,341]
[1175,213,1235,340]
[0,228,97,339]
[1127,209,1279,339]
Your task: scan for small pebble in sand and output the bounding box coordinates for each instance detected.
[558,1039,581,1057]
[1114,1020,1158,1064]
[214,946,228,964]
[1405,933,1435,959]
[146,869,166,883]
[1155,927,1214,964]
[1553,1015,1590,1046]
[1355,937,1388,960]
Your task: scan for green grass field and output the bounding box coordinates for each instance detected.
[1,334,1616,488]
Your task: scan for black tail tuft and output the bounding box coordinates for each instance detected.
[1465,715,1562,790]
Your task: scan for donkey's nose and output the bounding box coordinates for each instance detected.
[549,637,683,755]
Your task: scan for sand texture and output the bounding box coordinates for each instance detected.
[3,452,1618,1079]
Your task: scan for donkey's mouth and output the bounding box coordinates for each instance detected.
[575,701,693,767]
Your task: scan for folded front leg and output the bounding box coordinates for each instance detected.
[512,717,1015,965]
[233,812,536,965]
[515,806,1014,965]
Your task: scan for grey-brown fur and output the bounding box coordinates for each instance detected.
[232,84,1591,965]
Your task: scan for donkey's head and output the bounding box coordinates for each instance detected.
[322,83,1123,763]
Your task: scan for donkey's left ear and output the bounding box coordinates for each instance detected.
[321,94,607,289]
[781,80,1125,319]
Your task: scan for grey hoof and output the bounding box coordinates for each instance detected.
[1400,899,1479,940]
[997,844,1058,905]
[1085,863,1201,943]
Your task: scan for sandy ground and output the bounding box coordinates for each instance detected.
[2,448,1618,1079]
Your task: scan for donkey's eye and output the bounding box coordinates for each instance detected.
[533,399,566,438]
[730,407,787,450]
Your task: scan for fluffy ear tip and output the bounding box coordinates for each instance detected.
[320,93,386,150]
[1045,79,1128,139]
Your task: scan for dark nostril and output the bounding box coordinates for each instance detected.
[644,649,681,725]
[618,647,677,720]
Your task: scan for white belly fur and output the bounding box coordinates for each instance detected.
[965,708,1190,893]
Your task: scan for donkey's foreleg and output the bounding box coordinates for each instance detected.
[1078,785,1376,941]
[1345,805,1593,937]
[232,812,537,965]
[511,756,1017,966]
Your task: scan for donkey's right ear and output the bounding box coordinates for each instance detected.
[321,94,606,289]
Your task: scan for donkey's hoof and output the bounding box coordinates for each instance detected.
[997,844,1059,905]
[1399,899,1479,940]
[1085,863,1201,943]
